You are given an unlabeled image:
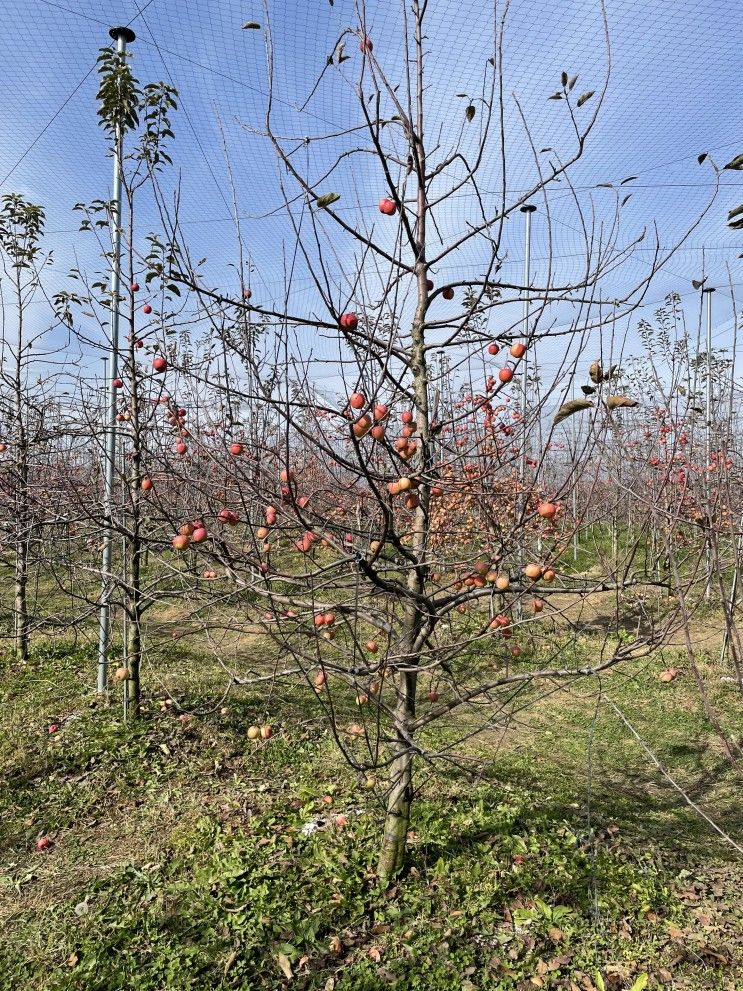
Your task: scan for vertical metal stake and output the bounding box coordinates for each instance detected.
[517,205,536,601]
[97,26,136,695]
[702,286,715,602]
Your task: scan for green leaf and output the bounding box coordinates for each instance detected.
[242,21,261,29]
[697,152,708,164]
[576,90,595,107]
[534,897,551,918]
[315,192,341,208]
[548,91,563,100]
[629,976,649,991]
[723,154,743,171]
[595,972,606,991]
[465,104,476,122]
[561,71,568,86]
[568,74,578,90]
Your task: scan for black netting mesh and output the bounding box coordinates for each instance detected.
[1,0,741,378]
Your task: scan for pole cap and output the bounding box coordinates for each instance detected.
[701,286,716,293]
[520,204,537,213]
[109,26,136,44]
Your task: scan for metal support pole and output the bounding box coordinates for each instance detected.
[702,287,715,602]
[97,25,136,695]
[571,387,579,562]
[517,206,536,595]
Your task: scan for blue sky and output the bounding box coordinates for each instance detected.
[1,0,742,395]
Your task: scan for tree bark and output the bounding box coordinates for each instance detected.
[12,279,30,663]
[378,689,415,883]
[378,0,429,880]
[13,521,30,662]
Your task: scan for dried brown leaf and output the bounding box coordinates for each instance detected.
[606,395,639,410]
[553,399,593,425]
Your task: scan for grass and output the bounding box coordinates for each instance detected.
[1,630,741,990]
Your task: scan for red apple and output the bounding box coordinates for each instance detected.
[442,287,454,300]
[360,36,373,53]
[191,527,208,544]
[538,502,557,520]
[141,477,153,492]
[35,836,53,851]
[487,342,500,356]
[131,282,140,291]
[510,342,527,359]
[229,442,244,456]
[498,367,514,383]
[112,377,123,389]
[143,304,152,314]
[349,392,366,410]
[378,197,396,215]
[172,533,190,551]
[352,415,372,438]
[175,441,187,455]
[153,356,167,373]
[340,312,359,330]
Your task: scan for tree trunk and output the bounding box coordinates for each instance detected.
[14,529,29,662]
[125,611,141,717]
[124,356,143,718]
[377,0,429,883]
[378,723,415,883]
[13,279,30,663]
